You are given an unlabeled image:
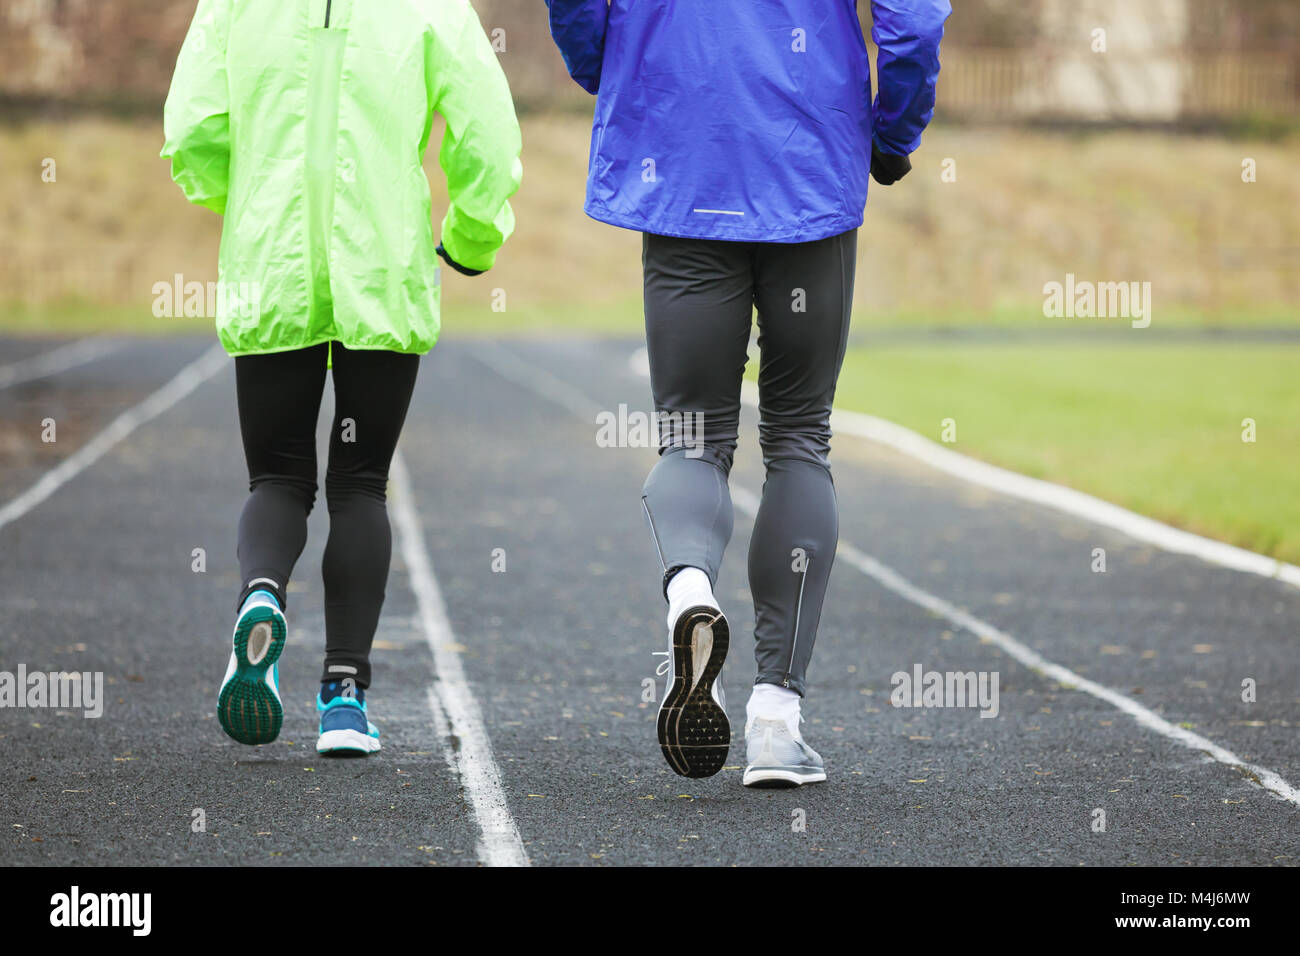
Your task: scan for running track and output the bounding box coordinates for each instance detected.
[1,335,1297,866]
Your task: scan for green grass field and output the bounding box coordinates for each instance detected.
[826,343,1300,564]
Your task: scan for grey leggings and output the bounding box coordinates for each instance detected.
[640,229,856,697]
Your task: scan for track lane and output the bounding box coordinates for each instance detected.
[440,336,1299,864]
[2,334,1296,866]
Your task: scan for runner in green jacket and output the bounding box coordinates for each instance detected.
[161,0,522,755]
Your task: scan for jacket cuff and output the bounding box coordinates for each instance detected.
[872,131,912,157]
[436,243,485,277]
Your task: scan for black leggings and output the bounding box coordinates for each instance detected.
[234,342,420,689]
[640,229,856,697]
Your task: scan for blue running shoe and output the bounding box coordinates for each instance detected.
[217,590,286,745]
[316,681,381,756]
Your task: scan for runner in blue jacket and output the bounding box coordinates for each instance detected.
[548,0,949,784]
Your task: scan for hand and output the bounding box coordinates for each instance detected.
[436,243,485,277]
[870,144,912,186]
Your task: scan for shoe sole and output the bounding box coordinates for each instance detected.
[317,728,381,756]
[217,606,286,746]
[657,605,730,778]
[742,766,827,788]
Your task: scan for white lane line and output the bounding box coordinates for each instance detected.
[629,347,1300,590]
[0,336,123,390]
[484,343,1300,808]
[390,451,530,867]
[748,482,1300,806]
[0,344,227,533]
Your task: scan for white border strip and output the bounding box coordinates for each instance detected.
[0,336,123,390]
[490,345,1300,808]
[0,344,226,533]
[390,451,530,867]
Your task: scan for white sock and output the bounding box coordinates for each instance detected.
[665,567,716,633]
[747,682,801,735]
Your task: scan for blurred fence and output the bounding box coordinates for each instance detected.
[1,0,1297,123]
[940,50,1299,121]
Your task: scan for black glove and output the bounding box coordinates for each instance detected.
[436,243,484,277]
[870,144,912,186]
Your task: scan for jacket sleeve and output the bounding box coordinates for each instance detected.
[546,0,609,95]
[869,0,951,156]
[427,0,524,274]
[160,0,231,214]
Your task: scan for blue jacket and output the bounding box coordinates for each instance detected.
[547,0,950,243]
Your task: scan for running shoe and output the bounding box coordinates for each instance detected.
[655,605,730,778]
[217,590,286,745]
[742,715,826,787]
[316,682,381,756]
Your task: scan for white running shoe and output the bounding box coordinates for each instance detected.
[655,604,730,778]
[742,714,826,787]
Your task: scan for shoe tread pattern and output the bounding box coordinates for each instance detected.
[657,606,730,778]
[218,607,286,746]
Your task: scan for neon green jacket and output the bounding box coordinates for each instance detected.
[162,0,522,355]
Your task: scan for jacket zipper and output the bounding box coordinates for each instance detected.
[783,557,810,688]
[324,0,333,27]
